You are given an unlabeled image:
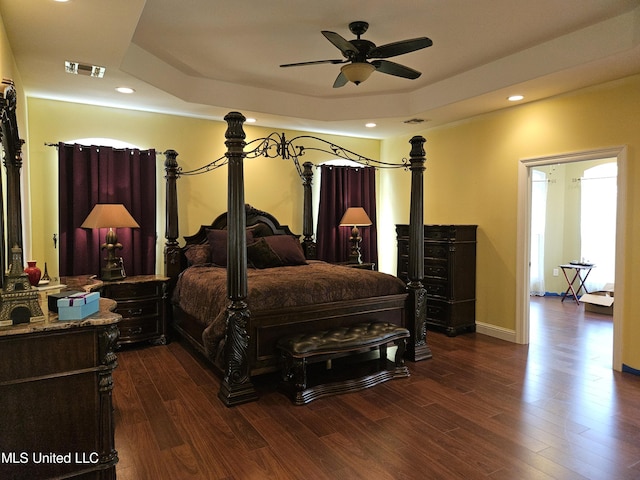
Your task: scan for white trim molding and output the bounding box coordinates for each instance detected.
[516,146,627,370]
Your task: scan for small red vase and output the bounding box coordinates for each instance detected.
[25,261,42,287]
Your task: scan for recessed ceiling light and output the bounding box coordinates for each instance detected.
[365,122,376,128]
[115,87,135,94]
[54,0,70,3]
[245,117,257,123]
[508,95,524,102]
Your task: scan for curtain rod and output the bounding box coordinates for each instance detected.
[44,142,165,153]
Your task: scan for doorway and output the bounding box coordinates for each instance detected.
[515,146,627,371]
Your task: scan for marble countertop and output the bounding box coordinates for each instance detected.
[0,298,121,337]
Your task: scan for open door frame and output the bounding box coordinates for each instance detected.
[515,146,627,371]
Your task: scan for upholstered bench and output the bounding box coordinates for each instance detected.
[277,322,410,405]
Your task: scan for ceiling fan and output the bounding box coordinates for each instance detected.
[280,21,433,88]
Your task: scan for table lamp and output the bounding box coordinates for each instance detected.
[339,206,372,264]
[81,203,140,281]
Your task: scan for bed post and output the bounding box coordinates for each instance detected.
[164,150,181,284]
[405,136,432,361]
[218,112,258,406]
[301,161,317,259]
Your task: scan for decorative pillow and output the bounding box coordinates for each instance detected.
[247,222,273,238]
[184,244,210,266]
[247,238,284,269]
[264,235,307,265]
[205,229,254,267]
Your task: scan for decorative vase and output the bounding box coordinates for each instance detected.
[24,261,42,287]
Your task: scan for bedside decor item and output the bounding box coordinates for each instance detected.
[40,261,51,284]
[0,246,45,326]
[81,203,140,281]
[339,206,372,264]
[24,261,42,286]
[57,291,100,320]
[48,290,82,314]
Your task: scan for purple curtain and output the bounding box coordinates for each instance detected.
[316,165,378,264]
[58,143,157,277]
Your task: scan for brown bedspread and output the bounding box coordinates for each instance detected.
[172,260,406,361]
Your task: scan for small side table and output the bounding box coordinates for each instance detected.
[559,263,595,304]
[95,275,169,345]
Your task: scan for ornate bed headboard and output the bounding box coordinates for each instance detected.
[183,204,298,247]
[168,204,300,275]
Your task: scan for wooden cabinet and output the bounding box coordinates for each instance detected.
[0,302,120,479]
[397,224,477,336]
[97,275,169,345]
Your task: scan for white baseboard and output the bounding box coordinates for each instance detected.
[475,322,517,343]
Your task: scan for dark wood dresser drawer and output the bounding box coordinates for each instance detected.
[97,275,169,345]
[118,316,161,340]
[397,224,477,336]
[114,297,161,319]
[103,280,162,300]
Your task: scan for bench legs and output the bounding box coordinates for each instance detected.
[280,337,410,405]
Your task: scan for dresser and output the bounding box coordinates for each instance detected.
[397,224,477,336]
[95,275,169,345]
[0,299,120,479]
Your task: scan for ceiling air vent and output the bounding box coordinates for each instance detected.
[403,118,427,124]
[65,61,106,78]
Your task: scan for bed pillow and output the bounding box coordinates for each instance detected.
[247,238,284,269]
[205,229,254,266]
[263,235,307,265]
[184,244,211,266]
[247,222,273,238]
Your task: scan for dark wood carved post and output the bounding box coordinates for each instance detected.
[97,324,120,478]
[1,82,23,269]
[163,149,181,285]
[0,89,7,289]
[301,161,317,259]
[406,136,432,361]
[218,112,258,406]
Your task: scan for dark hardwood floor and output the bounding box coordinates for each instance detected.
[113,297,640,479]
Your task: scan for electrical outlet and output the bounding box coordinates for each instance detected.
[553,268,559,277]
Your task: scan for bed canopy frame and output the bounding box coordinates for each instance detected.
[164,111,430,406]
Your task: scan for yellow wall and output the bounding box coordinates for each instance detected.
[26,98,380,278]
[379,74,640,370]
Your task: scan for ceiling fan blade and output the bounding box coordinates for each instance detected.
[333,71,348,88]
[369,37,433,59]
[372,60,421,79]
[322,30,360,57]
[280,59,347,68]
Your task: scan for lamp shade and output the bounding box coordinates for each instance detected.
[341,63,375,85]
[81,204,140,229]
[339,207,372,227]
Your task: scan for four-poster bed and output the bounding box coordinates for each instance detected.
[164,112,429,406]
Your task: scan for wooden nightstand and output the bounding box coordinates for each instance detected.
[96,275,169,345]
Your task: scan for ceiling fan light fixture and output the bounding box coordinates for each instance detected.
[341,63,375,85]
